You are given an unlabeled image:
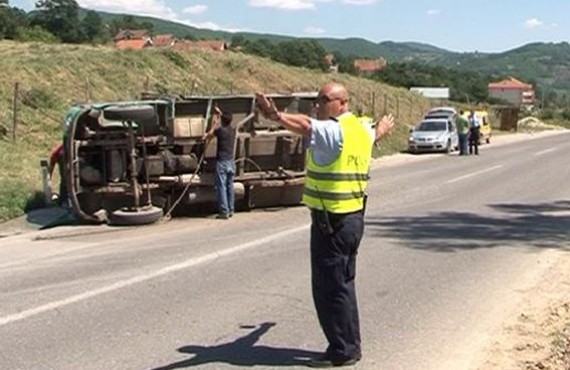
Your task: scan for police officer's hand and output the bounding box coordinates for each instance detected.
[376,113,395,139]
[255,93,280,121]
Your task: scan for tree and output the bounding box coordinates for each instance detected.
[80,10,106,43]
[0,2,28,40]
[275,39,328,71]
[32,0,81,43]
[230,34,245,48]
[109,15,154,37]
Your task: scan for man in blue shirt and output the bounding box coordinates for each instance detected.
[468,110,480,155]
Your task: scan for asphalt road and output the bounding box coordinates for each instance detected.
[1,131,569,370]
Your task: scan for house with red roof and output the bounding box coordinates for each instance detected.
[488,77,535,107]
[324,54,338,73]
[114,29,152,50]
[115,39,152,51]
[152,34,178,48]
[353,58,387,76]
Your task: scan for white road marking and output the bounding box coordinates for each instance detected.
[0,224,309,327]
[446,165,503,184]
[534,148,557,157]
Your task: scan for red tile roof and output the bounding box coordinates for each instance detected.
[114,29,150,41]
[488,77,533,90]
[324,54,336,66]
[115,39,151,50]
[153,34,177,47]
[353,58,387,73]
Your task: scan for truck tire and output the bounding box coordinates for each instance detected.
[109,206,163,226]
[103,105,155,121]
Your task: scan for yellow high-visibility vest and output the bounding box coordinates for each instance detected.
[303,114,373,213]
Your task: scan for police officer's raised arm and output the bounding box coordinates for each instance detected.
[255,93,312,137]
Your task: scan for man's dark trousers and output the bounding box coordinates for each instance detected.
[310,210,364,362]
[469,127,480,155]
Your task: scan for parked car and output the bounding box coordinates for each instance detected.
[52,93,317,225]
[426,106,457,117]
[408,118,459,154]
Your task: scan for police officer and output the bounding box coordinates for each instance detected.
[255,83,394,368]
[468,110,480,155]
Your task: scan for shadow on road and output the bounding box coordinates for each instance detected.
[151,322,319,369]
[366,200,570,252]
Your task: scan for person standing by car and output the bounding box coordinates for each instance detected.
[456,110,469,156]
[255,83,394,368]
[203,107,236,219]
[468,110,480,155]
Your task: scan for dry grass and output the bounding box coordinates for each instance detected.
[0,40,431,221]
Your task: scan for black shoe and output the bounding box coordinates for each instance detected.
[307,355,360,368]
[215,214,229,220]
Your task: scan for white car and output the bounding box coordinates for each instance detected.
[427,106,458,116]
[408,118,459,154]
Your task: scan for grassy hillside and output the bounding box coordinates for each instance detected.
[90,10,570,91]
[0,40,431,222]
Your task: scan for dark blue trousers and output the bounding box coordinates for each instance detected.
[310,210,364,361]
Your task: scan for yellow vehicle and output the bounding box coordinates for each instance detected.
[461,110,492,144]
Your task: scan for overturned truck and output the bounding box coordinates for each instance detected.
[61,93,317,225]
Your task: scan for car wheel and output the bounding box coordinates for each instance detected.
[486,137,491,144]
[103,105,156,121]
[109,206,164,226]
[445,140,451,154]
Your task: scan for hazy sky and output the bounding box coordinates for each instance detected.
[10,0,570,52]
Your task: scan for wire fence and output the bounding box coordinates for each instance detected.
[1,79,440,144]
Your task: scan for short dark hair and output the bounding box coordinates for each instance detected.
[221,111,233,125]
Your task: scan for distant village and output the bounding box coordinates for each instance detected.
[116,29,535,109]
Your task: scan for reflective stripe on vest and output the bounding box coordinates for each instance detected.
[303,113,373,213]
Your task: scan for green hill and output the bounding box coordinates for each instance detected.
[0,40,430,222]
[89,10,570,91]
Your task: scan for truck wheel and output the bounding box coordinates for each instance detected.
[103,105,155,121]
[109,206,163,226]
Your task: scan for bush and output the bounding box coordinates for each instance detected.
[539,108,556,120]
[15,26,59,43]
[162,50,187,69]
[0,180,41,222]
[561,108,570,121]
[21,87,59,109]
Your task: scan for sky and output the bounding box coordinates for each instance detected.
[9,0,570,53]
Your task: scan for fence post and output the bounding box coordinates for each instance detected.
[143,76,150,92]
[396,96,400,121]
[12,82,19,142]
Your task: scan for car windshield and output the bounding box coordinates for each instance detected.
[417,121,446,131]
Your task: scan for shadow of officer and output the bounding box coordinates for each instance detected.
[151,322,321,369]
